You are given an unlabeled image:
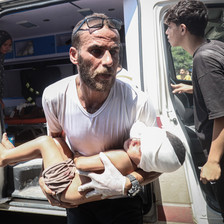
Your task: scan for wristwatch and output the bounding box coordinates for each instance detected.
[126,174,142,197]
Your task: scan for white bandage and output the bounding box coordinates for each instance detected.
[130,121,183,173]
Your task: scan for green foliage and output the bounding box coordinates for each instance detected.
[171,46,193,74]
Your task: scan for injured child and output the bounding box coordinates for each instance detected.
[0,121,185,205]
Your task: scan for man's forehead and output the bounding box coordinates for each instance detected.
[81,27,120,47]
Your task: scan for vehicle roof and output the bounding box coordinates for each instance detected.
[0,0,124,40]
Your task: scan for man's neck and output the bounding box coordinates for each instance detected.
[76,76,111,114]
[182,35,206,56]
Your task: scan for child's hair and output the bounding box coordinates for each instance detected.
[164,0,208,37]
[166,131,185,165]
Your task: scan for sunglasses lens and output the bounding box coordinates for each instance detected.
[73,17,123,35]
[87,17,103,28]
[108,18,122,30]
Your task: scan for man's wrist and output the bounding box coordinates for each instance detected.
[125,174,142,197]
[124,177,132,195]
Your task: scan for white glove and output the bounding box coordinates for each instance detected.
[77,152,126,199]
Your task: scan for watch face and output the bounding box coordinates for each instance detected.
[132,185,141,196]
[127,179,142,197]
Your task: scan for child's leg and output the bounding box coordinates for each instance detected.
[0,135,72,168]
[1,133,15,149]
[61,169,102,205]
[50,137,73,161]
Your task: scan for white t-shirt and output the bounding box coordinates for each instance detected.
[42,75,156,156]
[116,68,133,82]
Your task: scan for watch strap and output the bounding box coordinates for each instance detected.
[126,174,141,197]
[127,174,136,182]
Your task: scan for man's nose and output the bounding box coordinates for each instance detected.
[102,50,113,67]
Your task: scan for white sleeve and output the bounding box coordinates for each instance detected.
[42,86,63,134]
[136,93,157,127]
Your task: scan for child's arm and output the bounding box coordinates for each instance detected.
[74,149,137,175]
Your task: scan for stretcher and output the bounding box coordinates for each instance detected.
[4,117,46,138]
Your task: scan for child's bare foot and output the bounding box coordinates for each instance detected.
[0,142,8,166]
[1,133,15,149]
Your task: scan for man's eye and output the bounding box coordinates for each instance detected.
[110,49,118,56]
[91,49,103,57]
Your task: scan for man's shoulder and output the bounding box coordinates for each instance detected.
[114,79,149,105]
[45,75,75,90]
[115,79,145,95]
[43,75,76,99]
[51,75,75,86]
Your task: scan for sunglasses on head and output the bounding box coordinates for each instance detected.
[73,16,123,36]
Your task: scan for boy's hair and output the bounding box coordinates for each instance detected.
[164,0,208,37]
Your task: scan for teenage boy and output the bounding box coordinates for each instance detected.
[165,0,224,219]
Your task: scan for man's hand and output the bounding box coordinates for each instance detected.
[200,161,221,184]
[77,152,127,199]
[171,83,193,94]
[39,176,76,208]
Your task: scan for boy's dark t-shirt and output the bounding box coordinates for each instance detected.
[192,39,224,151]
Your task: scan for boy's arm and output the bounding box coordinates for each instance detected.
[200,116,224,184]
[76,148,161,196]
[75,149,137,175]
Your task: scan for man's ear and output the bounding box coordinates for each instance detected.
[69,47,78,65]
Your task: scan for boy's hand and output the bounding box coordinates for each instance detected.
[200,161,221,184]
[171,83,193,94]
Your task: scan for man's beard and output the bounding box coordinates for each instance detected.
[78,55,116,92]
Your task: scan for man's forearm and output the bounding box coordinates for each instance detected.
[126,169,161,186]
[124,168,161,195]
[50,131,66,140]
